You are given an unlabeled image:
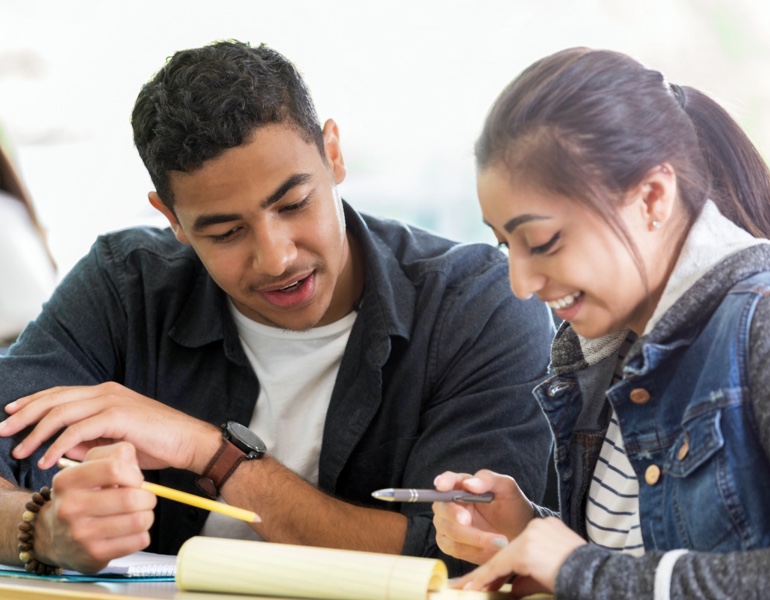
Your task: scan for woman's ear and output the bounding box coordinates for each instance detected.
[639,163,677,231]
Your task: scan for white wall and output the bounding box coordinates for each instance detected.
[2,0,770,276]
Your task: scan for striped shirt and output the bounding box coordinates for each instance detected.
[585,332,645,556]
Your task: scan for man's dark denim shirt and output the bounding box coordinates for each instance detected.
[0,201,554,576]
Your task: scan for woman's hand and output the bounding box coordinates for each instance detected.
[432,469,535,565]
[454,516,586,596]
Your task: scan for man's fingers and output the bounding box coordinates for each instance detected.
[42,447,157,574]
[7,393,109,456]
[38,413,128,468]
[59,502,156,538]
[53,454,145,490]
[61,531,153,575]
[24,402,137,468]
[5,385,103,419]
[4,386,74,414]
[83,441,140,464]
[54,487,156,520]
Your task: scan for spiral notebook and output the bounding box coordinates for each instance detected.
[0,550,176,582]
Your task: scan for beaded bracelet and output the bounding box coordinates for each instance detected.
[17,486,62,575]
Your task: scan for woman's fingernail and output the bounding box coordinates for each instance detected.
[492,537,508,549]
[13,443,23,455]
[5,401,15,411]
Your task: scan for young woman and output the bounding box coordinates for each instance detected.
[432,47,770,599]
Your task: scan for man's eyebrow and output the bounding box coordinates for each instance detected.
[261,173,313,209]
[503,214,550,233]
[192,213,242,231]
[191,173,314,232]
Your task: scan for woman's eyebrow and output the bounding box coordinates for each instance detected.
[503,214,551,233]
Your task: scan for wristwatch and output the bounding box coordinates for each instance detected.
[196,422,267,498]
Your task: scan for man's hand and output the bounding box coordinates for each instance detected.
[0,382,220,473]
[432,469,535,566]
[36,442,157,574]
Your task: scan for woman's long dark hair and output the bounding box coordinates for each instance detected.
[476,47,770,239]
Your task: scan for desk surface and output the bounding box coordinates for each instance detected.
[0,574,550,600]
[0,576,292,600]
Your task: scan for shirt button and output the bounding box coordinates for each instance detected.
[645,464,661,485]
[630,388,651,404]
[677,435,690,461]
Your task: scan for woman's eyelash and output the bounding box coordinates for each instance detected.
[530,232,560,255]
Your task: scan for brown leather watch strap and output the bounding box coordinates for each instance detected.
[195,439,246,498]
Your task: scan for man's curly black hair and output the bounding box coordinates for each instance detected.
[131,40,325,209]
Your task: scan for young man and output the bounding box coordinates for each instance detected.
[0,41,553,576]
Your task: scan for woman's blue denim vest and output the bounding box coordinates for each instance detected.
[535,272,770,552]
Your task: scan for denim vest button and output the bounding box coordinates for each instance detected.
[548,382,569,396]
[645,464,661,485]
[630,388,651,404]
[677,435,690,461]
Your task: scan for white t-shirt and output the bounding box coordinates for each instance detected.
[201,301,357,540]
[0,190,56,340]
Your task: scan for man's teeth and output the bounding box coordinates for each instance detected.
[547,292,581,309]
[279,280,301,292]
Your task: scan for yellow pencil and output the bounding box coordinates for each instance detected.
[57,457,261,523]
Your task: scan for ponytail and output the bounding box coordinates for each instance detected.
[678,85,770,238]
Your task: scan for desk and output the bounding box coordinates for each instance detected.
[0,577,290,600]
[0,573,547,600]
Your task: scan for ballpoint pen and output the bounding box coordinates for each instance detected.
[371,488,494,503]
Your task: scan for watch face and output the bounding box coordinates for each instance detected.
[225,421,267,457]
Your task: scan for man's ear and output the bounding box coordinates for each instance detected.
[321,119,346,185]
[149,192,190,245]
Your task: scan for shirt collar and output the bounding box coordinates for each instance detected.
[167,201,413,361]
[342,201,414,342]
[643,200,768,335]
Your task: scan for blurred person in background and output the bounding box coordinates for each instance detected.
[0,124,57,346]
